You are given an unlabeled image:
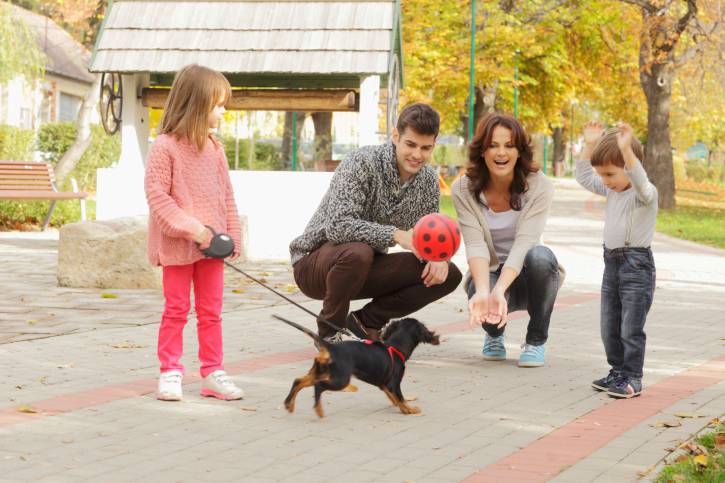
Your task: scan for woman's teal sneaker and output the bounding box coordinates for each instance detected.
[518,343,545,367]
[482,335,506,360]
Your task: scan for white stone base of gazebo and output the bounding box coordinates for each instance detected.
[96,168,333,260]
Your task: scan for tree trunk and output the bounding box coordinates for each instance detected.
[639,40,676,208]
[311,112,332,167]
[280,111,306,170]
[551,126,566,177]
[54,73,102,188]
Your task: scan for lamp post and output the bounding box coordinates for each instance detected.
[468,0,477,142]
[513,48,520,119]
[569,99,578,171]
[291,112,298,171]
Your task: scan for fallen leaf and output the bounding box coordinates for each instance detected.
[62,438,74,444]
[100,293,118,299]
[258,278,268,284]
[37,376,48,385]
[250,295,262,300]
[674,454,690,464]
[653,420,682,428]
[57,363,74,369]
[111,342,146,349]
[694,454,708,468]
[19,455,28,461]
[715,434,725,451]
[285,284,298,293]
[708,418,721,427]
[664,447,676,452]
[27,320,38,325]
[240,407,257,412]
[259,272,270,277]
[17,406,38,414]
[15,385,23,390]
[636,465,655,477]
[674,412,703,419]
[232,288,245,294]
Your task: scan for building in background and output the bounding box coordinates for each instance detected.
[0,2,97,130]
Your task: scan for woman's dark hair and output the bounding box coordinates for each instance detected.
[396,103,440,137]
[466,113,538,210]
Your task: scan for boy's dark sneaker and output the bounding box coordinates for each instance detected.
[608,377,642,398]
[591,370,620,392]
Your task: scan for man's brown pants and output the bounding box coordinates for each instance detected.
[293,242,462,337]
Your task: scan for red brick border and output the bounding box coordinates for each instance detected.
[462,355,725,482]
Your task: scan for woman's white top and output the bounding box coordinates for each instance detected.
[481,207,522,263]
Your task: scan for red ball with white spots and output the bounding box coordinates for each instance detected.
[413,213,461,262]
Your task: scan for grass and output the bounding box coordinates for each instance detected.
[656,205,725,249]
[440,194,456,219]
[654,421,725,483]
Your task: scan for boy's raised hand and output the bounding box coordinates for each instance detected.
[580,121,604,160]
[616,123,634,152]
[583,121,604,146]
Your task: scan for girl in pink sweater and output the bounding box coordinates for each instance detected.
[145,64,243,402]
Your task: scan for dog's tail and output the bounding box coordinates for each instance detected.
[273,314,323,346]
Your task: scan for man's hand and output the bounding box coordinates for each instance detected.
[422,261,448,287]
[468,291,489,329]
[485,287,508,329]
[394,228,415,251]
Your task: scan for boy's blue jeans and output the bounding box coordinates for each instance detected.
[601,246,656,379]
[466,246,560,345]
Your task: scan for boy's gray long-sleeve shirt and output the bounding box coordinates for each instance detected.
[575,157,658,249]
[289,142,439,264]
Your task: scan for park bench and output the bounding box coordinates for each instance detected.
[0,161,87,230]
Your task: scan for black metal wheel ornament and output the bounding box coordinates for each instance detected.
[99,73,123,135]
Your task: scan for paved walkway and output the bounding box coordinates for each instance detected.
[1,179,723,482]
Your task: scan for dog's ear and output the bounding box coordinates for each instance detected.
[415,321,439,345]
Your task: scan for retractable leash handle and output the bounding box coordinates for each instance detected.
[222,261,358,339]
[199,225,235,259]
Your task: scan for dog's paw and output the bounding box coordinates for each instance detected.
[284,400,295,413]
[407,405,421,415]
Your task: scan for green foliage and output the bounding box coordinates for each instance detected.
[0,198,94,229]
[684,160,722,183]
[37,122,120,191]
[0,2,44,83]
[219,136,280,171]
[433,144,467,167]
[655,422,725,483]
[0,124,34,161]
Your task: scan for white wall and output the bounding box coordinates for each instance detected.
[96,168,334,261]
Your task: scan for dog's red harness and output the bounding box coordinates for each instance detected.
[363,339,406,387]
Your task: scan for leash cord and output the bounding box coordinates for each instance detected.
[223,261,357,338]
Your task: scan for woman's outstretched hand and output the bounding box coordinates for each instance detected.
[468,291,489,329]
[486,288,508,329]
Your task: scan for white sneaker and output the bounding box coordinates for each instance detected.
[157,370,183,401]
[201,370,244,400]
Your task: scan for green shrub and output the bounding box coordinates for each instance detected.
[220,136,280,171]
[685,159,709,182]
[673,154,686,185]
[0,124,34,161]
[0,199,95,229]
[37,122,120,191]
[433,144,467,167]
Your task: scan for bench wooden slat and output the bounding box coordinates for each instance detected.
[0,169,55,176]
[0,179,55,184]
[0,190,87,200]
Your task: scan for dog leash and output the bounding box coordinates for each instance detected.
[223,261,359,339]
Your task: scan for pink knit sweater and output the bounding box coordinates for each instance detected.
[145,134,242,266]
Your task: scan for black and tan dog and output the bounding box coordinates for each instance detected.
[274,315,439,418]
